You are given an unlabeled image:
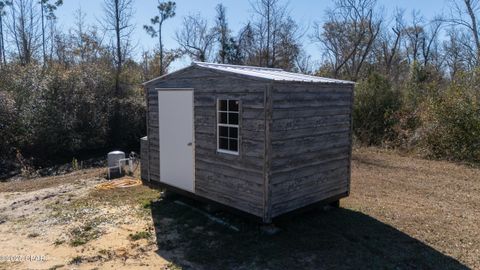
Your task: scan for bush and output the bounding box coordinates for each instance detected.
[0,62,145,167]
[353,72,402,145]
[0,91,19,160]
[421,72,480,162]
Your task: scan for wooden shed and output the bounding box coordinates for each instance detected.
[141,62,354,223]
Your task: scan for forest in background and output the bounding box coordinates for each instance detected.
[0,0,479,177]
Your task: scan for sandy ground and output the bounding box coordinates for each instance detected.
[0,147,478,269]
[0,169,169,270]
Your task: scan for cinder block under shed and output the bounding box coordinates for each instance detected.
[141,62,354,223]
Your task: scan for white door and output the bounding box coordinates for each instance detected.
[158,89,194,192]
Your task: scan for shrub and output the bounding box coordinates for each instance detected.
[353,72,402,145]
[129,230,152,241]
[0,91,19,160]
[421,72,480,162]
[0,61,145,167]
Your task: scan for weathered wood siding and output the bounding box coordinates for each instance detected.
[145,66,268,217]
[269,82,354,217]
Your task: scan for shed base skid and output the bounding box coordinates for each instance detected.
[143,180,349,224]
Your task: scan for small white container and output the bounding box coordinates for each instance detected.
[108,151,125,168]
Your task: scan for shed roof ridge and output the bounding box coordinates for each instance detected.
[192,61,354,84]
[193,61,284,72]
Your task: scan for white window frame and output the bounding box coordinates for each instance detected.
[217,99,240,155]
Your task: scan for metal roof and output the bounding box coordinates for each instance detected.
[193,62,354,84]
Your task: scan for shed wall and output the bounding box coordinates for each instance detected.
[269,82,354,217]
[146,67,267,217]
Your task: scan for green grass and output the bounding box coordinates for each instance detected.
[129,231,152,241]
[68,218,105,246]
[45,184,161,247]
[47,184,161,223]
[53,239,65,246]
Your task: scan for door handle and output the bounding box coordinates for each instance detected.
[187,142,193,146]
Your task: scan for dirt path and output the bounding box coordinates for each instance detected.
[0,148,479,269]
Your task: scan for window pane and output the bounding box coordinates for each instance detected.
[218,100,227,111]
[229,100,239,112]
[219,126,228,137]
[229,139,238,152]
[219,138,228,150]
[229,127,238,139]
[228,112,239,125]
[219,112,228,124]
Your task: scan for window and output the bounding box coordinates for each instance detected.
[217,99,239,154]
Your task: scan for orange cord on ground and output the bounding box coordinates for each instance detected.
[95,177,142,190]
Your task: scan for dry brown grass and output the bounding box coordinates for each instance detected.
[0,168,104,192]
[346,147,480,269]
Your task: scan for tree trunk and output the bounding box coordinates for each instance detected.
[41,2,46,64]
[11,3,21,64]
[112,0,122,148]
[465,0,480,65]
[159,20,163,75]
[266,1,270,67]
[114,0,121,96]
[0,14,4,66]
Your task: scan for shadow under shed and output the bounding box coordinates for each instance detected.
[150,196,468,270]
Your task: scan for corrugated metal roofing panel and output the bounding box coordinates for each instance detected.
[193,62,354,84]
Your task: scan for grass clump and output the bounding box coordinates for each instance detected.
[68,219,104,246]
[27,232,40,238]
[53,239,65,246]
[48,264,65,270]
[69,256,83,265]
[166,262,183,270]
[129,230,152,241]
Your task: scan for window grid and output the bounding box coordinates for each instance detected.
[217,99,239,155]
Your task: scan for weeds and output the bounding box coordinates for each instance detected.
[68,218,104,246]
[53,239,65,246]
[48,264,65,270]
[69,256,83,265]
[166,262,183,270]
[71,158,80,171]
[27,232,39,238]
[129,231,152,241]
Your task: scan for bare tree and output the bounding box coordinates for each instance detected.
[7,0,42,65]
[294,49,314,74]
[274,17,302,70]
[312,0,382,80]
[175,13,216,62]
[403,10,424,64]
[38,0,62,64]
[421,18,443,67]
[374,9,404,77]
[73,7,86,62]
[447,0,480,65]
[214,3,230,64]
[443,28,468,77]
[236,22,255,64]
[143,0,175,75]
[0,1,12,66]
[101,0,134,96]
[101,0,134,147]
[250,0,289,67]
